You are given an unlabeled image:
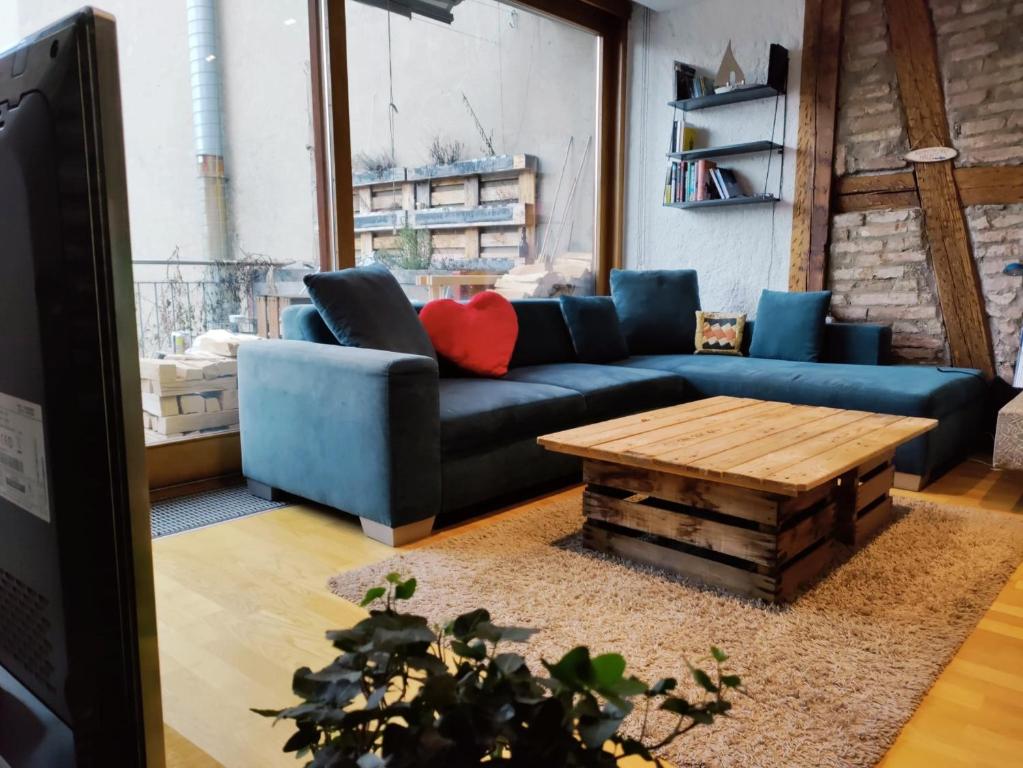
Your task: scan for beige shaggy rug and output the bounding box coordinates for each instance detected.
[329,490,1023,768]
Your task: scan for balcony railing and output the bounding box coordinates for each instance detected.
[132,259,270,357]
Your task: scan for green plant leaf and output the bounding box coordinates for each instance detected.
[606,676,648,698]
[385,572,403,584]
[450,639,488,660]
[450,608,491,639]
[578,714,622,749]
[543,646,593,690]
[591,653,627,686]
[360,587,386,607]
[494,652,526,676]
[250,707,282,719]
[710,646,729,663]
[394,577,417,601]
[407,655,449,675]
[721,674,743,689]
[282,726,319,753]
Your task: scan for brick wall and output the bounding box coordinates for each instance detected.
[826,0,1023,378]
[968,204,1023,379]
[934,0,1023,166]
[829,209,950,364]
[834,0,910,175]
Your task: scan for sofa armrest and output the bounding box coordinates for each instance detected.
[238,339,440,527]
[824,322,892,366]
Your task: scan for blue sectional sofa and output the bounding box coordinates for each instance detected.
[238,298,988,545]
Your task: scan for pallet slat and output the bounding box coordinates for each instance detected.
[583,488,778,565]
[583,522,777,602]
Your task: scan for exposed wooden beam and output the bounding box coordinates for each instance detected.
[835,171,917,196]
[834,189,920,213]
[957,166,1023,206]
[789,0,845,292]
[884,0,994,378]
[834,166,1023,211]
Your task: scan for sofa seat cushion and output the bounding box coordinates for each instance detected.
[439,379,585,457]
[618,354,985,419]
[503,363,686,421]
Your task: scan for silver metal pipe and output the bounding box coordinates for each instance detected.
[187,0,230,261]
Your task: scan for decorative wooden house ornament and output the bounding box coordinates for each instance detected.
[715,41,745,90]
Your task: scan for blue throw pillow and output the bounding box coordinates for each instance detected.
[749,289,832,362]
[558,296,629,363]
[304,264,437,359]
[610,269,701,354]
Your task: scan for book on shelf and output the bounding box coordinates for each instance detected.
[674,61,696,100]
[688,75,714,99]
[668,120,697,153]
[711,168,745,200]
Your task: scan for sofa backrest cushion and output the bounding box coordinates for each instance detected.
[749,289,831,363]
[304,265,437,359]
[507,299,577,367]
[282,304,337,345]
[610,269,701,355]
[743,319,892,365]
[282,300,574,371]
[558,295,629,363]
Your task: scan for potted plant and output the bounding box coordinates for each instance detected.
[255,574,744,767]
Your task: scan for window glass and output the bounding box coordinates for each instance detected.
[6,1,325,444]
[345,0,599,301]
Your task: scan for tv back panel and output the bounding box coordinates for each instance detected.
[0,9,164,767]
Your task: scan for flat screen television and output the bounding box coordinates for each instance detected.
[0,9,164,767]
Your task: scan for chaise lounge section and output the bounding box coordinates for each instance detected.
[238,296,988,545]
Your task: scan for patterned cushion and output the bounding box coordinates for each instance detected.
[695,311,746,356]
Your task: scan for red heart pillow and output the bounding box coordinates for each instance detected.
[419,291,519,377]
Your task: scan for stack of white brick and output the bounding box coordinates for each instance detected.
[139,356,240,437]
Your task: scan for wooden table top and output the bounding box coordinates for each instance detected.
[538,396,937,495]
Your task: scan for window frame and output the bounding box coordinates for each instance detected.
[312,0,629,291]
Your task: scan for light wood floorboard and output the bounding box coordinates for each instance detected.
[158,461,1023,767]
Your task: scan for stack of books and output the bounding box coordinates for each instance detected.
[673,62,714,101]
[664,160,745,205]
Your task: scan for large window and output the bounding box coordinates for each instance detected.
[5,1,327,445]
[345,0,599,301]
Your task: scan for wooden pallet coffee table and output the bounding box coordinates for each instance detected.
[538,396,937,603]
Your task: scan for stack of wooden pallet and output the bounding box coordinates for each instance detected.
[493,252,594,299]
[139,356,240,440]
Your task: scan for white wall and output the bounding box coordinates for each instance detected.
[0,4,18,50]
[345,0,599,253]
[624,0,803,314]
[9,0,318,270]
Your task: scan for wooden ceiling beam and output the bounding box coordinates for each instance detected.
[789,0,846,292]
[884,0,994,378]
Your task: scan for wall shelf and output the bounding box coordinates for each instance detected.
[667,83,784,112]
[666,194,778,210]
[667,140,782,162]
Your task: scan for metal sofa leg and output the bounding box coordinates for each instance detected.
[247,478,288,501]
[360,516,436,547]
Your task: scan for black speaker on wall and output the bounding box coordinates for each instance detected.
[767,43,789,94]
[0,9,164,767]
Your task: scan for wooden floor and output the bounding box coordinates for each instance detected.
[156,459,1023,768]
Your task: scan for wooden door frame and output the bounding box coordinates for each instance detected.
[311,0,630,290]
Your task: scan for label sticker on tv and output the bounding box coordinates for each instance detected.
[0,392,51,523]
